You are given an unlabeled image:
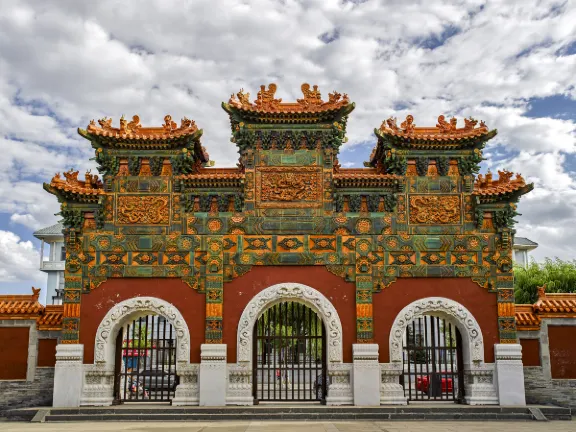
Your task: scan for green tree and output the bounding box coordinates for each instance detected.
[514,258,576,304]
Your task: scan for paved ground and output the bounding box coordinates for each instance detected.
[0,421,575,432]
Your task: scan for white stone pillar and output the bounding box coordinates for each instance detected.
[199,344,227,406]
[352,344,380,406]
[494,344,526,406]
[53,344,84,407]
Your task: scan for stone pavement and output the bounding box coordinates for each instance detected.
[0,421,574,432]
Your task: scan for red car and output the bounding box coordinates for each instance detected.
[416,374,453,394]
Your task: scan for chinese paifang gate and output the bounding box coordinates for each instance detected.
[6,82,574,410]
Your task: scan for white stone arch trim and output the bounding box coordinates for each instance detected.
[95,297,191,369]
[389,297,484,365]
[237,283,343,364]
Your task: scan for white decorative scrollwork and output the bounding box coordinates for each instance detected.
[94,297,191,366]
[389,297,484,365]
[236,283,343,364]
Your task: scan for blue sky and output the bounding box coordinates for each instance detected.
[0,0,575,297]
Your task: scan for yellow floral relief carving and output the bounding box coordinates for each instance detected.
[409,195,461,224]
[117,195,170,225]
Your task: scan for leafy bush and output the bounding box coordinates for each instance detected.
[514,258,576,304]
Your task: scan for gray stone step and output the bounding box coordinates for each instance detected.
[43,412,536,422]
[4,405,572,422]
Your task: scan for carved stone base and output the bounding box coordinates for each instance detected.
[199,344,227,406]
[463,364,498,405]
[495,344,526,406]
[226,363,253,405]
[172,363,200,406]
[53,344,84,407]
[379,363,407,405]
[352,344,380,406]
[80,363,114,406]
[326,363,353,405]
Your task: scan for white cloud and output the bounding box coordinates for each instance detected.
[0,230,43,283]
[0,0,574,263]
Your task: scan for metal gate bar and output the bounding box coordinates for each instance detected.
[115,314,177,402]
[253,301,327,402]
[401,315,464,402]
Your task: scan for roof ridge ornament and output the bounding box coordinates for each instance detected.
[225,83,351,114]
[254,83,282,110]
[50,168,104,194]
[86,115,198,138]
[377,114,490,138]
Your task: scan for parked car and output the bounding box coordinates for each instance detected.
[138,369,178,392]
[416,374,453,395]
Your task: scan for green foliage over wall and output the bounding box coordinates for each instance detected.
[514,258,576,304]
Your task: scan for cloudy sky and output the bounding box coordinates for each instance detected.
[0,0,575,298]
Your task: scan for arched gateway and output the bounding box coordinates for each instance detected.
[81,297,191,406]
[236,283,344,403]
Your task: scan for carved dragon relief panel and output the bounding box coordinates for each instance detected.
[255,166,323,208]
[117,194,170,225]
[408,195,461,225]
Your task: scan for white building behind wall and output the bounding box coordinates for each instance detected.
[33,223,65,305]
[512,237,538,268]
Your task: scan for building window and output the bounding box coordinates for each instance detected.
[60,246,66,261]
[52,289,64,305]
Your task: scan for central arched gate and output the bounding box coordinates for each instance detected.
[113,314,178,403]
[253,301,327,403]
[401,315,465,402]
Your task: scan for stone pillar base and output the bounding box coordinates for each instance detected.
[199,344,227,406]
[379,363,407,405]
[463,365,498,405]
[352,344,380,406]
[326,363,353,405]
[226,363,253,405]
[495,344,526,406]
[172,363,200,406]
[53,344,84,407]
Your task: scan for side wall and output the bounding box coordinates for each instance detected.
[373,278,499,363]
[80,278,205,364]
[0,323,59,410]
[519,319,576,409]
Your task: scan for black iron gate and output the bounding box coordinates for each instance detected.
[253,301,327,403]
[114,314,177,403]
[401,315,464,402]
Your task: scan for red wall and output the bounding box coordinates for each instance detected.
[38,339,58,367]
[0,327,29,379]
[373,278,499,363]
[223,266,356,363]
[520,339,541,366]
[79,272,499,366]
[548,326,576,379]
[80,278,205,364]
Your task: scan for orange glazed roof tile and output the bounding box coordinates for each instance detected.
[515,304,541,330]
[333,168,401,187]
[226,83,351,114]
[85,114,199,140]
[176,168,244,187]
[516,285,576,331]
[473,170,528,196]
[377,115,492,141]
[534,286,576,315]
[49,169,105,196]
[0,287,43,318]
[37,305,64,331]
